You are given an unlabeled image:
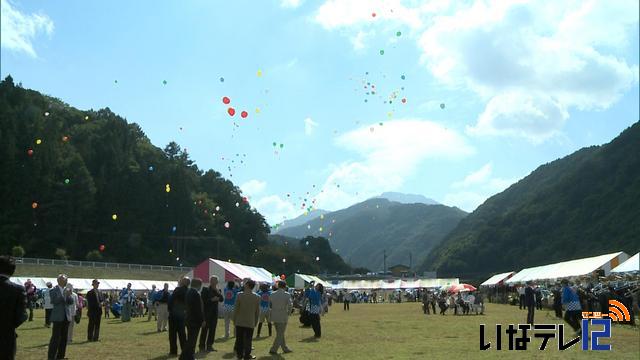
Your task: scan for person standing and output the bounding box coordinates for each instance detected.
[552,285,563,318]
[120,283,134,322]
[168,277,189,356]
[269,280,292,355]
[422,290,430,315]
[66,285,79,344]
[233,279,260,360]
[0,256,27,360]
[42,282,54,328]
[223,281,239,338]
[517,285,525,310]
[256,283,272,338]
[524,281,535,325]
[23,279,36,322]
[199,276,221,352]
[561,279,582,336]
[47,274,74,360]
[147,284,157,322]
[183,278,204,360]
[429,292,437,314]
[86,279,102,342]
[156,283,170,332]
[307,284,324,338]
[343,291,350,311]
[535,286,543,310]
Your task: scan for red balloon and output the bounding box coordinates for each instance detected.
[372,12,376,17]
[222,96,231,104]
[27,149,34,156]
[99,244,105,251]
[240,111,248,118]
[401,98,407,104]
[227,107,236,116]
[280,274,286,280]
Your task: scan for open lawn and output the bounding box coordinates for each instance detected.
[14,264,184,281]
[16,303,639,359]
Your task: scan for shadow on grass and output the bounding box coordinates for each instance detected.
[140,330,162,336]
[299,336,319,343]
[147,355,177,360]
[221,352,238,359]
[257,355,284,360]
[24,343,48,349]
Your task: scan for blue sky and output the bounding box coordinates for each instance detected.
[2,0,639,225]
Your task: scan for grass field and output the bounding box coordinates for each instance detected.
[15,303,639,359]
[14,263,185,281]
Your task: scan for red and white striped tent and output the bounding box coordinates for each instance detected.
[187,258,275,284]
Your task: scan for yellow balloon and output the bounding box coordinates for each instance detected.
[257,69,263,77]
[255,107,261,114]
[112,214,118,220]
[36,139,42,145]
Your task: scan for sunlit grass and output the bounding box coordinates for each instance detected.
[16,302,639,359]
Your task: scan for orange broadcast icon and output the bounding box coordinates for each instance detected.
[604,300,631,322]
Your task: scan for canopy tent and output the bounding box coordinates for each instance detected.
[480,271,516,286]
[331,278,459,290]
[506,252,629,284]
[293,273,331,289]
[188,258,275,284]
[611,252,639,273]
[10,277,178,291]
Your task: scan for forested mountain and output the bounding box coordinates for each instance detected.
[277,198,467,271]
[372,192,439,205]
[272,209,329,234]
[420,121,640,280]
[0,76,350,274]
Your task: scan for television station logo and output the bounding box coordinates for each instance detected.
[480,300,630,352]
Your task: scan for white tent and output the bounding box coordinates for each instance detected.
[187,258,275,284]
[506,252,629,284]
[293,273,330,289]
[10,277,178,290]
[331,278,459,290]
[611,252,639,273]
[480,271,515,286]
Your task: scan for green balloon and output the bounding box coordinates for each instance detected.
[64,178,70,184]
[379,49,385,55]
[396,31,402,37]
[279,143,284,148]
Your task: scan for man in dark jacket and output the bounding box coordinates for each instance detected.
[168,277,189,356]
[86,279,103,342]
[524,281,536,325]
[182,278,204,360]
[0,255,27,360]
[199,275,221,352]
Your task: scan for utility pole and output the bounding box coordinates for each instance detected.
[409,253,412,271]
[383,250,387,276]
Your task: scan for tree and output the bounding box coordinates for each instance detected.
[86,250,103,261]
[55,248,69,260]
[11,245,25,257]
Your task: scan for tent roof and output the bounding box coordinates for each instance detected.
[480,271,515,286]
[11,277,178,291]
[331,278,459,290]
[294,273,330,288]
[210,259,274,283]
[506,252,626,283]
[611,252,639,273]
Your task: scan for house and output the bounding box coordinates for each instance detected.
[388,264,410,278]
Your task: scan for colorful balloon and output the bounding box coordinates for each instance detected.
[31,202,38,209]
[62,136,69,142]
[36,139,42,145]
[64,178,70,184]
[224,222,230,229]
[227,107,236,116]
[379,49,385,55]
[240,111,248,118]
[219,77,224,82]
[222,96,231,104]
[401,74,406,80]
[162,80,167,85]
[99,244,105,252]
[112,214,118,220]
[27,149,34,156]
[440,103,446,109]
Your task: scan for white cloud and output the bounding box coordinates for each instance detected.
[444,163,519,211]
[304,117,318,135]
[452,162,492,188]
[315,0,424,30]
[313,0,639,142]
[281,0,303,9]
[252,195,298,224]
[314,119,474,210]
[240,179,267,198]
[418,0,639,143]
[0,0,54,57]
